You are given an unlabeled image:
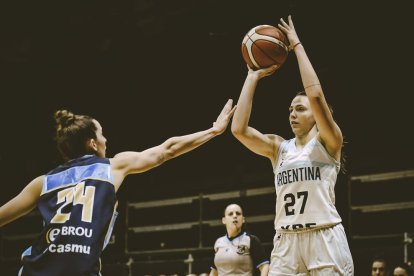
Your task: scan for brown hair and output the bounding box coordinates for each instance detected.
[54,110,97,161]
[294,91,347,174]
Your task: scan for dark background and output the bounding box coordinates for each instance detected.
[0,0,413,275]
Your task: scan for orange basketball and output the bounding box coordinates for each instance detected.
[241,25,289,70]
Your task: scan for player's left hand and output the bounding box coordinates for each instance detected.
[212,99,237,135]
[278,15,301,49]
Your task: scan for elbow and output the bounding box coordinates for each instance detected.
[231,124,243,136]
[163,148,176,161]
[162,137,179,161]
[159,147,176,164]
[231,125,246,140]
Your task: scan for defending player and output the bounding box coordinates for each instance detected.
[0,100,235,275]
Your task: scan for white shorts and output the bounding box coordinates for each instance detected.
[269,224,353,276]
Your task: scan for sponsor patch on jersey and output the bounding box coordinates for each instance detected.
[45,226,93,255]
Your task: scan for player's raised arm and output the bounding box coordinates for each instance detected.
[278,15,343,160]
[111,99,236,189]
[231,65,284,166]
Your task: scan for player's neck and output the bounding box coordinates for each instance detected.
[295,129,317,149]
[227,229,242,239]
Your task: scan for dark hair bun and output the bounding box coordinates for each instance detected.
[54,110,75,130]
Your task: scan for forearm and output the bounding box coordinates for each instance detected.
[294,44,323,97]
[113,100,234,177]
[232,74,259,133]
[163,127,218,160]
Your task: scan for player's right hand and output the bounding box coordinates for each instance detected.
[247,64,279,80]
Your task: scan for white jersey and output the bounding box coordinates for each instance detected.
[273,137,342,232]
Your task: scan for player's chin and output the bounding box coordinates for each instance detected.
[290,125,299,132]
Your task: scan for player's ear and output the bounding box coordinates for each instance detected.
[86,138,98,152]
[222,217,226,225]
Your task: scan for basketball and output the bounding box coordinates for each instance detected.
[241,25,289,70]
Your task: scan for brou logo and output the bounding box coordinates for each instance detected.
[46,228,60,243]
[46,226,93,244]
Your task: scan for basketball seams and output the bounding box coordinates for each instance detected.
[251,40,278,68]
[248,36,287,68]
[244,33,260,69]
[251,34,289,53]
[241,25,289,70]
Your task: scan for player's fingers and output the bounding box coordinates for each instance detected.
[278,24,287,33]
[222,99,233,112]
[266,66,276,75]
[280,18,288,28]
[288,15,293,25]
[288,15,296,29]
[228,105,237,117]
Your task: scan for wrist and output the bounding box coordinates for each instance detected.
[247,72,260,81]
[289,41,301,51]
[210,125,221,136]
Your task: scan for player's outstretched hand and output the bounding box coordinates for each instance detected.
[212,99,237,135]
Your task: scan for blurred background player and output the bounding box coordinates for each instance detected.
[371,257,388,276]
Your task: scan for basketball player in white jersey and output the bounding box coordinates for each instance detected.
[231,16,353,275]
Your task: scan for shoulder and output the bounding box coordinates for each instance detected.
[245,233,269,265]
[266,134,285,148]
[246,233,262,244]
[246,233,260,240]
[215,235,227,243]
[109,151,137,172]
[25,175,45,198]
[35,175,46,182]
[315,134,341,164]
[272,137,290,167]
[32,175,45,187]
[214,235,227,247]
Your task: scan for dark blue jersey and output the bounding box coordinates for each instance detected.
[20,155,118,276]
